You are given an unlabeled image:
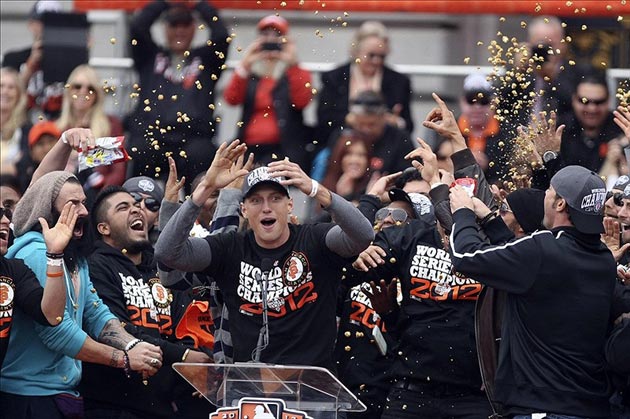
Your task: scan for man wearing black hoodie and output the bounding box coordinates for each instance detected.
[450,165,616,418]
[84,186,213,419]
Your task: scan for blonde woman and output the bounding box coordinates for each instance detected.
[317,21,413,143]
[0,67,30,176]
[56,64,125,187]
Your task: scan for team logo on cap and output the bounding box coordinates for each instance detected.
[616,175,630,188]
[137,179,155,193]
[247,167,283,188]
[409,193,432,216]
[580,188,606,213]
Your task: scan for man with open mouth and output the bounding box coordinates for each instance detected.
[156,140,374,369]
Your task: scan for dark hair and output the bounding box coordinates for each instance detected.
[0,174,21,195]
[395,167,423,189]
[349,90,388,115]
[321,131,373,199]
[575,69,609,95]
[91,185,128,237]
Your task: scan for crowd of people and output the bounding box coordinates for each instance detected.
[1,1,630,418]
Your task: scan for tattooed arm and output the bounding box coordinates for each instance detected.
[75,322,163,375]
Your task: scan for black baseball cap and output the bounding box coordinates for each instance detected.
[388,188,436,226]
[241,167,289,200]
[550,166,606,234]
[123,176,164,203]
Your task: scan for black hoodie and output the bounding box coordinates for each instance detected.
[82,241,195,417]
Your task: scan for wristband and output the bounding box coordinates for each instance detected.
[309,180,319,198]
[122,350,131,378]
[46,252,64,259]
[125,338,141,352]
[479,211,498,227]
[182,348,190,362]
[46,257,64,267]
[46,271,64,278]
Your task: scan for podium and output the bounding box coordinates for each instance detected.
[173,363,367,419]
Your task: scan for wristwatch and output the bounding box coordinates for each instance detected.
[543,150,558,164]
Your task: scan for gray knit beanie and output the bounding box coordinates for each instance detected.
[13,171,77,237]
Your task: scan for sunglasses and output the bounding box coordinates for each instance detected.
[366,52,387,61]
[130,192,160,212]
[0,207,13,221]
[499,201,513,215]
[375,207,409,223]
[70,83,97,92]
[465,92,492,106]
[606,191,624,207]
[579,97,607,106]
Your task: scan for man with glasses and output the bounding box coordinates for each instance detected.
[123,176,164,245]
[559,73,623,172]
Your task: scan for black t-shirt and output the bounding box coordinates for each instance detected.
[0,256,48,367]
[366,221,483,390]
[334,282,396,414]
[204,223,345,368]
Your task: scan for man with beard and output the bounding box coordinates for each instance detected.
[84,185,213,418]
[1,171,163,419]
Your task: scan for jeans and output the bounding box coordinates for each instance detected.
[0,392,65,419]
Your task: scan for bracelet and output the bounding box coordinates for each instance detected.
[182,348,190,362]
[46,258,64,267]
[122,350,131,378]
[46,252,64,259]
[125,338,142,352]
[309,180,319,198]
[46,271,64,278]
[479,211,498,227]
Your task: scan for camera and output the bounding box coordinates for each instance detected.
[531,43,552,63]
[261,42,283,51]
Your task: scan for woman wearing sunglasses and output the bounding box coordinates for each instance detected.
[56,64,126,190]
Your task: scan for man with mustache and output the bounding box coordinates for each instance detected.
[1,129,162,419]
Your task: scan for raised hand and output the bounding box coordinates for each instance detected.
[192,140,248,206]
[614,106,630,139]
[225,152,255,190]
[164,156,186,203]
[366,171,402,203]
[361,279,398,315]
[267,158,332,206]
[529,111,564,155]
[449,184,474,213]
[40,202,79,254]
[60,127,96,153]
[352,245,387,272]
[602,217,630,262]
[423,93,467,152]
[405,137,439,185]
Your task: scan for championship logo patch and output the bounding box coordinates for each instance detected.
[148,278,172,309]
[209,397,312,419]
[283,252,309,286]
[0,276,15,312]
[137,178,155,193]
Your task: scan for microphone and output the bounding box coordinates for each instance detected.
[252,258,273,362]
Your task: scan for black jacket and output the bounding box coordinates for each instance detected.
[126,0,229,144]
[559,112,623,172]
[317,62,413,143]
[451,211,616,417]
